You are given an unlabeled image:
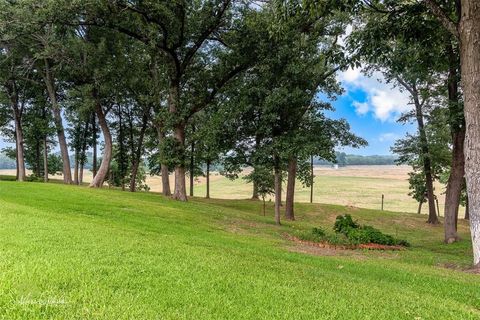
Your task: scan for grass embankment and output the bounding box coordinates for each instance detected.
[0,181,478,319]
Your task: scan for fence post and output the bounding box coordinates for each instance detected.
[381,194,384,211]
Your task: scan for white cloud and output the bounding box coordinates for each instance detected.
[352,101,369,115]
[338,68,411,122]
[378,132,400,142]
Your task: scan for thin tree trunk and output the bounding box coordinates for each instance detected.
[274,156,282,225]
[459,0,480,268]
[310,155,314,203]
[206,159,210,199]
[92,112,97,177]
[189,124,195,197]
[43,59,72,184]
[13,115,26,182]
[35,140,41,177]
[89,90,112,188]
[73,154,79,185]
[118,106,126,191]
[285,157,297,220]
[251,135,260,200]
[79,120,89,185]
[129,110,149,192]
[43,138,48,182]
[418,201,423,215]
[412,87,438,224]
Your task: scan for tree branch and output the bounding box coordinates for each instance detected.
[423,0,459,39]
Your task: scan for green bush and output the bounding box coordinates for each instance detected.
[333,214,359,234]
[334,215,410,247]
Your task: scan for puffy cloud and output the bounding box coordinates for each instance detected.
[338,68,411,122]
[352,101,369,115]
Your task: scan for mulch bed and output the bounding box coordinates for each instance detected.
[285,234,405,251]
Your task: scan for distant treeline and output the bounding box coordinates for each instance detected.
[0,153,16,169]
[315,152,397,166]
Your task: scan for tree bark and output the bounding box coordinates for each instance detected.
[129,110,149,192]
[445,129,465,243]
[43,60,72,184]
[412,87,439,224]
[13,114,26,182]
[189,124,195,197]
[206,159,211,199]
[73,153,79,185]
[91,112,98,177]
[285,157,297,220]
[465,195,470,220]
[168,82,188,201]
[274,157,282,225]
[155,122,172,196]
[417,201,423,215]
[43,138,48,182]
[89,90,112,188]
[459,0,480,267]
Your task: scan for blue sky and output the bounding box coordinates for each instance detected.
[0,69,416,156]
[325,68,416,156]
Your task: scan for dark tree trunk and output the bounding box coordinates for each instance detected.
[7,82,26,182]
[459,0,480,267]
[444,39,465,243]
[466,195,470,220]
[35,140,41,177]
[155,122,171,196]
[118,106,126,191]
[43,59,72,184]
[73,153,79,185]
[445,130,465,242]
[90,90,112,188]
[285,157,297,221]
[412,86,439,224]
[206,159,211,199]
[274,156,282,226]
[418,201,423,215]
[79,120,89,185]
[189,124,195,197]
[129,109,149,192]
[43,138,48,182]
[91,112,97,177]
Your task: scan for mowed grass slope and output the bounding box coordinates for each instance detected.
[0,181,479,319]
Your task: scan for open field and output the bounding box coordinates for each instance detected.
[1,165,464,216]
[0,181,478,319]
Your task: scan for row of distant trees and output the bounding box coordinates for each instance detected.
[315,153,397,166]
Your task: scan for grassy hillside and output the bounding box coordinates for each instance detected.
[0,181,478,319]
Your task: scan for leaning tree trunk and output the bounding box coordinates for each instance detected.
[285,157,297,221]
[43,60,72,184]
[129,111,149,192]
[460,0,480,268]
[413,90,439,224]
[274,157,282,225]
[89,91,112,188]
[168,81,187,201]
[445,129,465,243]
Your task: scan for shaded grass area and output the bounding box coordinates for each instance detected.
[0,181,479,319]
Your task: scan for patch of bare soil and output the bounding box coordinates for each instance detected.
[437,262,480,275]
[285,234,405,251]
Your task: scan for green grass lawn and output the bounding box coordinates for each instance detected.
[0,181,479,319]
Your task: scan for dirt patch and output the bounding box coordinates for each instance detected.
[439,262,480,275]
[285,234,405,251]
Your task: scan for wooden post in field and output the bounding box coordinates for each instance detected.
[381,194,384,211]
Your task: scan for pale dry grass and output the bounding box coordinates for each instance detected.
[0,165,464,216]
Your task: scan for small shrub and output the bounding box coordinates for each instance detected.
[334,215,410,247]
[333,214,359,234]
[312,227,326,237]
